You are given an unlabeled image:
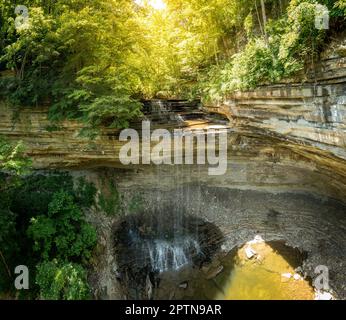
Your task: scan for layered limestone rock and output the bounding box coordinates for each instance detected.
[81,166,346,299]
[0,42,345,200]
[0,37,345,300]
[1,100,344,199]
[206,42,346,201]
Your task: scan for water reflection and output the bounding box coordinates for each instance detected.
[215,239,314,300]
[154,239,314,300]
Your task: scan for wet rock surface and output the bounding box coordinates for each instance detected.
[85,166,346,299]
[112,212,223,300]
[0,38,344,300]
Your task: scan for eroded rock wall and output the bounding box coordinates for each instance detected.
[81,166,346,299]
[0,36,345,300]
[0,42,345,200]
[207,45,346,201]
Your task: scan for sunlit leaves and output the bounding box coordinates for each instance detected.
[36,260,91,300]
[0,137,31,176]
[0,0,343,117]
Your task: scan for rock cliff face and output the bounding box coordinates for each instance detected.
[0,39,345,300]
[0,42,345,199]
[217,42,346,155]
[205,42,346,201]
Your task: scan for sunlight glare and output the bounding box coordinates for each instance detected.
[135,0,167,10]
[150,0,166,10]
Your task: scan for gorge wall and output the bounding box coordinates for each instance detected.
[0,39,345,195]
[206,40,346,201]
[0,39,345,299]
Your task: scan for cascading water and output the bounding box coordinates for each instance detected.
[113,108,225,298]
[114,162,223,299]
[124,210,203,274]
[139,164,203,273]
[147,100,204,125]
[147,237,201,273]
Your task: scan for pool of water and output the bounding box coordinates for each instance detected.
[153,239,315,300]
[215,241,314,300]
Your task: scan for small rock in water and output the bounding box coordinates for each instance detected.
[245,246,257,259]
[281,273,292,283]
[293,274,301,280]
[247,235,265,245]
[179,282,188,289]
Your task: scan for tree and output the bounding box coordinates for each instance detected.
[27,191,97,262]
[260,0,268,43]
[35,260,91,300]
[0,0,343,120]
[0,136,31,294]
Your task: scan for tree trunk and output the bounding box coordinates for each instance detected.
[260,0,268,44]
[255,1,265,39]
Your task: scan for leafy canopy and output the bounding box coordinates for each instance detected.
[0,0,345,120]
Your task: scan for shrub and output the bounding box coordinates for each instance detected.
[0,137,30,294]
[36,260,91,300]
[200,0,327,101]
[11,173,96,218]
[334,0,346,17]
[98,180,122,216]
[0,137,31,177]
[28,191,97,262]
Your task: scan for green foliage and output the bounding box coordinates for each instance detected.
[98,180,121,216]
[36,260,91,300]
[0,137,31,177]
[22,176,97,300]
[334,0,346,16]
[1,1,143,129]
[1,0,344,118]
[11,173,96,218]
[23,174,97,300]
[12,173,74,216]
[200,0,328,101]
[80,95,142,129]
[0,136,30,293]
[0,149,97,299]
[28,190,97,262]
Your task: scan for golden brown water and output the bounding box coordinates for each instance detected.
[216,242,314,300]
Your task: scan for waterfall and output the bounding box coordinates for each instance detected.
[147,237,201,273]
[122,164,205,274]
[118,102,227,277]
[150,100,190,125]
[142,164,201,273]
